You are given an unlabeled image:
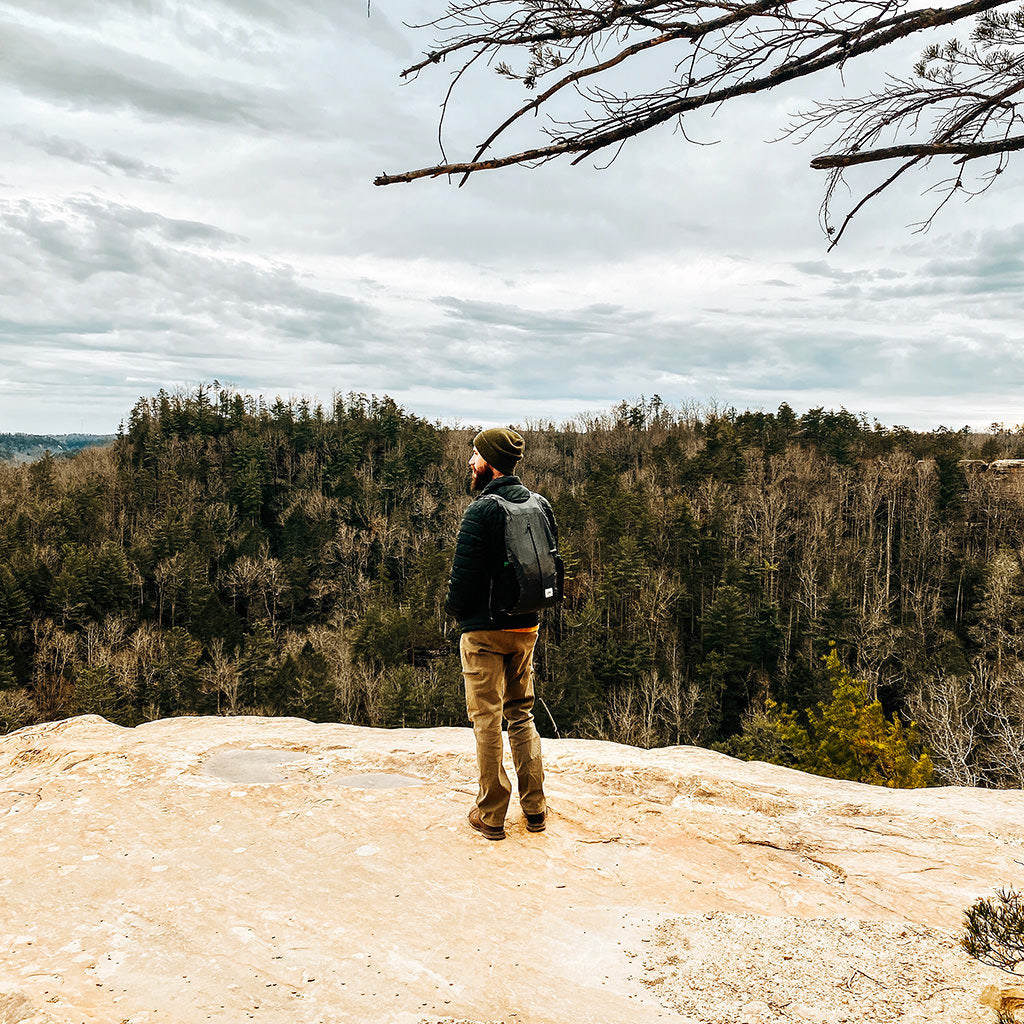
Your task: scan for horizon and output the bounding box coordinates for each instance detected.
[1,387,1015,440]
[1,4,1022,444]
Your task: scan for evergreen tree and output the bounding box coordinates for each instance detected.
[804,645,933,787]
[73,665,118,719]
[721,644,933,788]
[0,632,17,691]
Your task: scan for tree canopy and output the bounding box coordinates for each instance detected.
[374,0,1024,245]
[7,387,1024,787]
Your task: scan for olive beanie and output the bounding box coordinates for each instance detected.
[473,427,524,476]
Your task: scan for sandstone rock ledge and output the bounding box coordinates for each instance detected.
[0,715,1018,1024]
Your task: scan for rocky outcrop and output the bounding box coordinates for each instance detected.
[0,715,1018,1023]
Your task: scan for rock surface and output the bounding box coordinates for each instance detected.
[0,714,1018,1023]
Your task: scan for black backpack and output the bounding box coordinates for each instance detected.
[484,492,563,615]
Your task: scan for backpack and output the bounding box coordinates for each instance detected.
[483,492,563,616]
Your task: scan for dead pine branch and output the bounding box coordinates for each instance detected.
[375,0,1024,242]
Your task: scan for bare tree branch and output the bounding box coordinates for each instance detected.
[805,28,1024,242]
[376,0,1024,241]
[810,132,1024,165]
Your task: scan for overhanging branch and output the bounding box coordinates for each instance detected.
[811,133,1024,166]
[375,0,1010,187]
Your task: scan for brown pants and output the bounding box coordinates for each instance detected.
[460,629,546,828]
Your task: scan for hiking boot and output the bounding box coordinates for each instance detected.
[525,810,547,833]
[468,806,505,841]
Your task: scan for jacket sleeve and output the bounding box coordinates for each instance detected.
[444,499,497,619]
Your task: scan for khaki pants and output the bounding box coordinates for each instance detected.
[460,629,546,828]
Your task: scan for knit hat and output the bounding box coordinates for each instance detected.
[473,427,524,476]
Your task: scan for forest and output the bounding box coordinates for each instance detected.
[1,386,1023,788]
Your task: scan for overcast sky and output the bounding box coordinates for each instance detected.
[1,0,1022,435]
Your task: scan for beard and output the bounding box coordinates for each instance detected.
[469,465,497,492]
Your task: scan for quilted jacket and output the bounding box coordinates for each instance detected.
[444,474,558,633]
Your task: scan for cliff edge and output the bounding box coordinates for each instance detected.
[0,715,1018,1024]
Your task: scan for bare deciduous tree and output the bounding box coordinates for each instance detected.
[374,0,1024,244]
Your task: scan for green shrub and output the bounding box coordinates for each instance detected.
[720,643,933,788]
[963,888,1024,975]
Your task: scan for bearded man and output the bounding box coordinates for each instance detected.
[444,427,559,840]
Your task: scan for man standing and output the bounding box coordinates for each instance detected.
[445,427,558,841]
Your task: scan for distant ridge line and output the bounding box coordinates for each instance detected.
[0,433,116,464]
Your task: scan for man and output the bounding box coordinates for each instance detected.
[445,427,558,841]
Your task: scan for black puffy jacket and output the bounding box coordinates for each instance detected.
[444,474,558,633]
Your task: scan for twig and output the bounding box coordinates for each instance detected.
[840,967,888,991]
[539,697,560,739]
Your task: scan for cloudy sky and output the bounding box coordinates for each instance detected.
[1,0,1022,435]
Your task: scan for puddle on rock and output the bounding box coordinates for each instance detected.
[329,773,423,790]
[202,752,424,788]
[203,749,307,784]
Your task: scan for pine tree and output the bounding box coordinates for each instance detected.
[73,665,117,718]
[0,632,17,691]
[721,644,933,788]
[804,645,933,788]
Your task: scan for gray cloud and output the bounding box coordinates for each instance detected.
[6,0,408,37]
[10,128,175,182]
[0,197,375,362]
[0,18,311,132]
[433,296,657,339]
[917,226,1024,295]
[412,259,1024,415]
[0,198,246,287]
